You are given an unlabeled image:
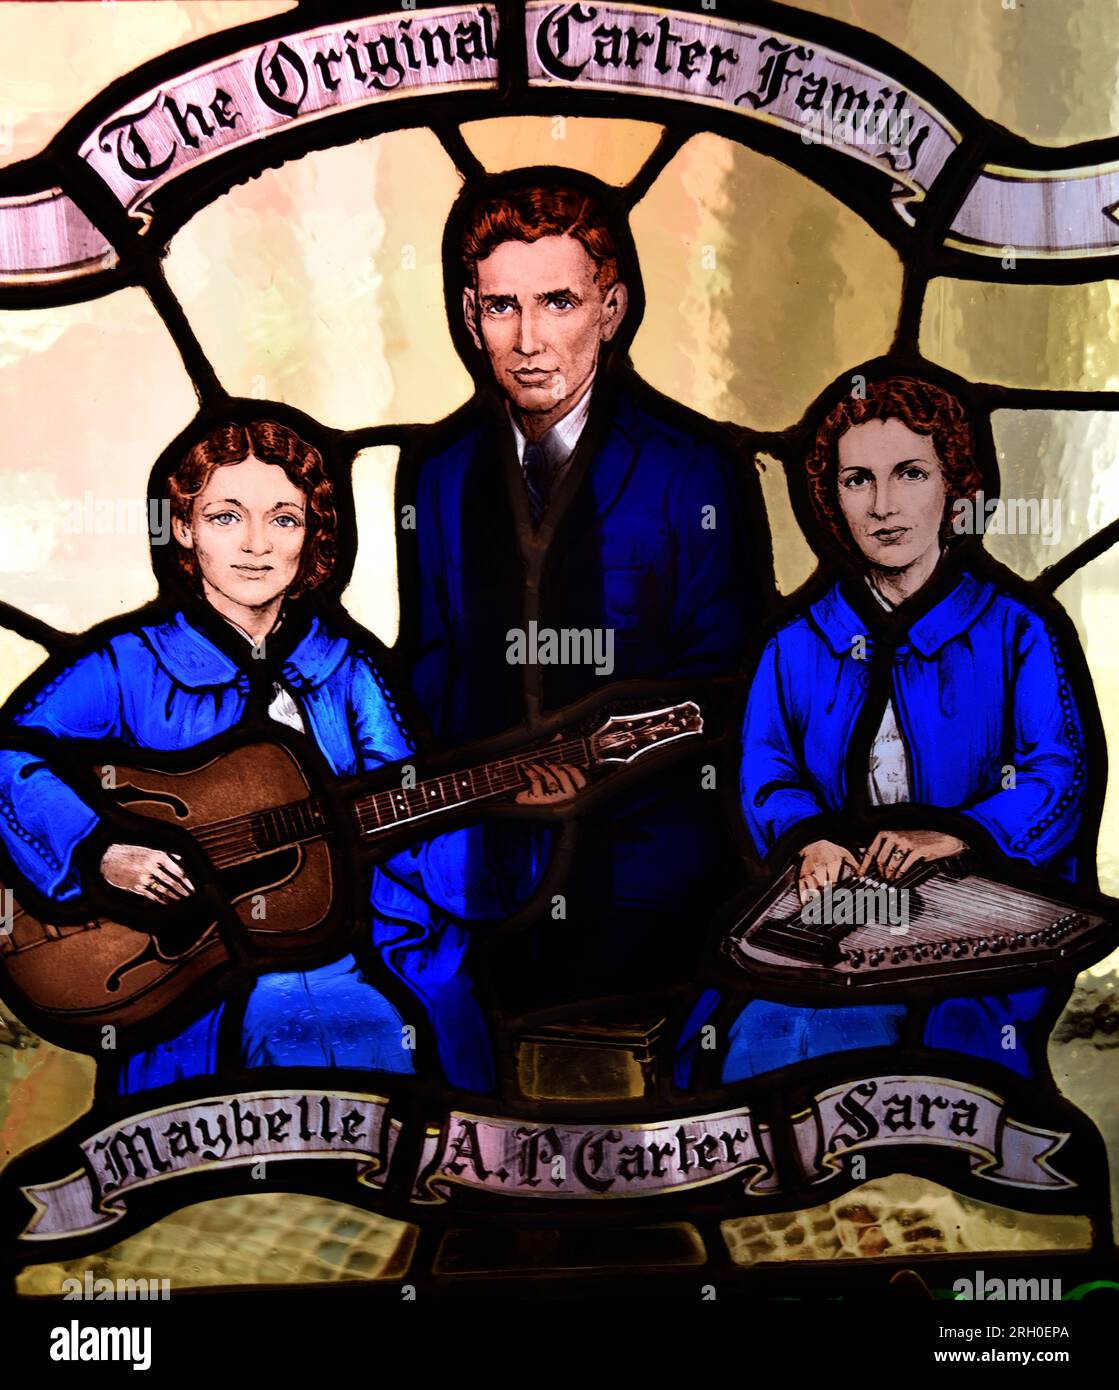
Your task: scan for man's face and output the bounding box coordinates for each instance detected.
[463,234,627,422]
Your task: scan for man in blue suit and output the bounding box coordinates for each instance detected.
[395,174,773,1007]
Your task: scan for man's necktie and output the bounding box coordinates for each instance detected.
[523,440,551,524]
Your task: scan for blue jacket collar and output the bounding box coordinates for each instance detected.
[807,570,997,658]
[142,610,349,693]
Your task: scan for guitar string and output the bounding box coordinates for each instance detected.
[189,733,591,850]
[188,732,602,866]
[775,875,1078,953]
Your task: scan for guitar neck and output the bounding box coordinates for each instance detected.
[350,733,594,839]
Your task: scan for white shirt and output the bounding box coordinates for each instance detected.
[223,616,307,735]
[865,578,910,806]
[506,379,594,481]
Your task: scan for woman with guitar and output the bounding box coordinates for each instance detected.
[0,419,584,1094]
[681,374,1099,1086]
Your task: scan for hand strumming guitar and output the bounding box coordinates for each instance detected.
[100,844,196,903]
[98,760,587,903]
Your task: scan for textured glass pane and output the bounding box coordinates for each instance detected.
[0,290,197,631]
[0,1002,94,1174]
[16,1196,415,1294]
[345,444,400,646]
[631,133,903,433]
[723,1173,1090,1264]
[164,132,472,430]
[462,114,664,182]
[921,280,1119,391]
[0,631,46,706]
[790,0,1119,143]
[0,0,296,167]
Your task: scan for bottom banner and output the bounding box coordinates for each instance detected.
[792,1075,1073,1189]
[412,1105,781,1201]
[20,1090,397,1241]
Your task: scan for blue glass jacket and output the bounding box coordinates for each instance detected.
[683,567,1091,1086]
[743,570,1087,877]
[0,608,538,1093]
[398,379,763,997]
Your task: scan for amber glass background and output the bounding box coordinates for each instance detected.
[0,0,1116,1288]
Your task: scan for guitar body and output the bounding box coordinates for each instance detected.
[0,700,701,1051]
[0,740,340,1049]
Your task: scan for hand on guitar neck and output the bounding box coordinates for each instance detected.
[515,758,588,805]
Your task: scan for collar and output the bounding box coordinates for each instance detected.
[807,570,997,658]
[142,609,350,694]
[506,378,595,470]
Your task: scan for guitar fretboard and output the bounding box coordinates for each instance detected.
[352,734,592,836]
[191,733,597,869]
[186,704,699,869]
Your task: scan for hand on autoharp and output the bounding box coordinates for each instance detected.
[857,829,968,882]
[796,839,861,904]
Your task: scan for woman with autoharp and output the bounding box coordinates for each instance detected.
[699,375,1097,1084]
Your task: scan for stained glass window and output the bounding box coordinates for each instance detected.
[1,0,1117,1351]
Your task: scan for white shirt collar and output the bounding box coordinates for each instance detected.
[507,379,594,471]
[865,575,894,611]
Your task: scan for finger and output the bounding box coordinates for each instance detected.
[882,843,911,882]
[894,848,924,880]
[147,874,183,903]
[857,834,886,877]
[838,849,861,880]
[154,855,194,896]
[873,836,902,880]
[560,764,587,791]
[799,875,822,906]
[545,771,571,798]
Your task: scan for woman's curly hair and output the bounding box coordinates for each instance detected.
[805,376,983,558]
[167,420,337,599]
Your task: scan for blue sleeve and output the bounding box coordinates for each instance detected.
[740,634,828,857]
[960,612,1087,869]
[0,648,123,901]
[665,447,753,676]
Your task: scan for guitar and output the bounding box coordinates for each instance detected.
[0,702,701,1048]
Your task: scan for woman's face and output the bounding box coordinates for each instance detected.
[836,418,948,573]
[172,455,307,613]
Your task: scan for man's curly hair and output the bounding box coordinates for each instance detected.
[167,420,337,599]
[805,376,983,558]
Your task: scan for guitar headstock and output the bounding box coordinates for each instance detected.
[589,702,703,764]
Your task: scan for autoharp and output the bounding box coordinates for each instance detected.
[723,856,1116,992]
